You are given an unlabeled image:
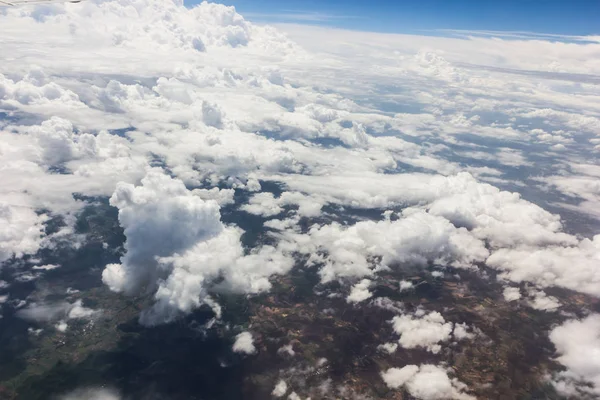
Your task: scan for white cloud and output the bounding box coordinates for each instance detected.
[281,209,488,283]
[0,0,598,342]
[0,202,47,263]
[101,168,224,294]
[18,299,98,327]
[287,393,301,400]
[192,187,235,206]
[241,192,284,217]
[378,342,398,354]
[452,323,475,341]
[539,174,600,220]
[59,387,121,400]
[55,321,68,332]
[32,264,60,270]
[347,279,373,303]
[381,364,419,389]
[391,311,453,354]
[527,289,561,311]
[277,344,295,356]
[67,299,98,319]
[102,169,294,325]
[272,380,288,397]
[502,287,521,302]
[550,315,600,397]
[381,364,475,400]
[242,191,324,218]
[232,331,256,354]
[487,236,600,297]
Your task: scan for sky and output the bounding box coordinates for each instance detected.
[186,0,600,36]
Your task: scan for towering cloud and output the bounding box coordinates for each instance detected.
[103,169,293,325]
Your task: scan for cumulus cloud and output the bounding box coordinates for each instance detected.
[277,171,583,289]
[550,315,600,397]
[527,289,561,311]
[0,0,598,347]
[381,365,419,389]
[278,344,295,356]
[346,279,373,303]
[281,208,488,283]
[242,191,324,218]
[102,169,293,325]
[540,173,600,220]
[487,236,600,297]
[502,287,521,302]
[17,299,99,327]
[102,168,224,294]
[272,380,288,397]
[378,342,399,354]
[192,187,235,206]
[452,323,475,341]
[381,364,475,400]
[232,331,256,354]
[391,311,453,354]
[0,202,47,264]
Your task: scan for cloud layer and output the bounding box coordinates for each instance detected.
[0,6,598,390]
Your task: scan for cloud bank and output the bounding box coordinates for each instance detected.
[0,1,597,361]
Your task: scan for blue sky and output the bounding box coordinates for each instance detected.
[186,0,600,36]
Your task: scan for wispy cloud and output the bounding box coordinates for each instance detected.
[243,10,360,24]
[436,29,600,43]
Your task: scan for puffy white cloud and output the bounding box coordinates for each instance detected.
[0,72,84,109]
[241,192,284,217]
[55,321,68,332]
[539,174,600,220]
[242,191,324,218]
[378,342,398,354]
[192,187,235,206]
[17,299,99,325]
[272,380,288,397]
[102,169,293,325]
[452,323,475,341]
[381,365,419,389]
[346,279,373,304]
[277,344,295,356]
[381,364,475,400]
[0,0,598,345]
[0,202,47,264]
[527,289,560,311]
[391,311,453,354]
[550,315,600,397]
[281,209,488,283]
[102,168,224,294]
[287,393,301,400]
[232,331,256,354]
[67,299,98,319]
[502,287,521,302]
[279,172,576,250]
[487,236,600,297]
